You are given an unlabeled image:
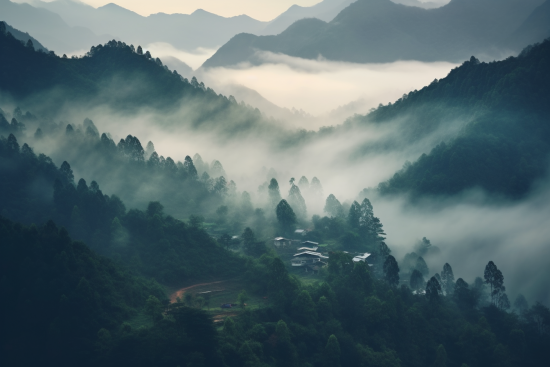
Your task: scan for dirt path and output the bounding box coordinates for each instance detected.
[169,280,227,303]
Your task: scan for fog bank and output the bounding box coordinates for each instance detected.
[198,52,457,123]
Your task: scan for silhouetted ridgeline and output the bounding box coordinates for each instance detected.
[202,0,546,68]
[0,25,281,137]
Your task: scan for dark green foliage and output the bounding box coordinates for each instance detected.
[0,31,270,138]
[324,334,341,367]
[324,193,344,218]
[383,255,400,287]
[415,256,429,277]
[0,216,165,367]
[410,269,425,293]
[0,135,244,284]
[287,183,307,219]
[218,249,549,367]
[441,263,455,296]
[0,134,64,224]
[376,39,550,199]
[269,178,283,208]
[433,344,447,367]
[107,305,221,367]
[425,276,442,302]
[242,227,268,258]
[484,261,508,309]
[276,199,297,235]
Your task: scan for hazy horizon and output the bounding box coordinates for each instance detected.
[16,0,451,20]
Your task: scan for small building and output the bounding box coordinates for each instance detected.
[297,246,319,252]
[273,237,292,248]
[352,253,372,263]
[294,229,307,236]
[291,251,328,267]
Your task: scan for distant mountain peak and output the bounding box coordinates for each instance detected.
[98,2,140,15]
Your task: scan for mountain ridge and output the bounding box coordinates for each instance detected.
[202,0,545,68]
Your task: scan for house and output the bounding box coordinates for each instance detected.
[294,229,307,236]
[352,253,372,263]
[291,251,328,267]
[273,237,292,248]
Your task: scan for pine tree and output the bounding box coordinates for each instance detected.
[426,276,442,302]
[383,255,400,287]
[183,155,198,179]
[276,200,297,236]
[415,256,429,277]
[288,184,307,219]
[324,194,344,218]
[268,178,282,208]
[441,263,455,295]
[324,335,341,367]
[433,344,447,367]
[484,261,505,306]
[410,269,425,293]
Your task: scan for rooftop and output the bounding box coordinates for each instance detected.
[293,251,329,259]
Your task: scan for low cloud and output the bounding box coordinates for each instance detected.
[198,52,457,122]
[145,42,218,70]
[374,177,550,306]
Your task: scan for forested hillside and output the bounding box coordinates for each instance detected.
[0,20,48,52]
[1,6,550,367]
[0,23,276,136]
[0,216,166,366]
[0,133,244,284]
[364,39,550,198]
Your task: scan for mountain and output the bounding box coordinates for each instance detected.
[28,0,266,52]
[259,0,356,35]
[363,40,550,198]
[391,0,448,8]
[202,0,545,68]
[0,27,279,136]
[34,0,359,52]
[159,55,194,78]
[506,0,550,51]
[0,20,47,52]
[0,0,108,54]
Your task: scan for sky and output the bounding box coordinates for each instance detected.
[72,0,322,21]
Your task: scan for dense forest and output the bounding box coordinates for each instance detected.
[0,21,280,137]
[1,13,550,367]
[361,38,550,198]
[2,127,549,367]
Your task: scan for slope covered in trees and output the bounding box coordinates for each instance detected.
[0,20,48,52]
[0,133,244,284]
[202,0,544,68]
[0,215,166,367]
[366,39,550,198]
[0,24,276,136]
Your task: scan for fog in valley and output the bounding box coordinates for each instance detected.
[197,52,457,119]
[6,49,549,305]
